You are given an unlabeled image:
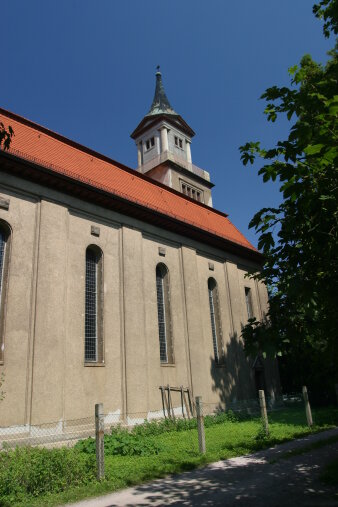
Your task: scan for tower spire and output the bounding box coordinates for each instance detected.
[147,67,177,116]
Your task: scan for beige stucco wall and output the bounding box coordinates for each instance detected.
[0,170,278,428]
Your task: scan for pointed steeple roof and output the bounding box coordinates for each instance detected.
[131,68,195,140]
[146,67,177,116]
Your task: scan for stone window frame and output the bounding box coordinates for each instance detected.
[156,263,174,365]
[84,244,104,365]
[208,277,225,366]
[0,220,11,365]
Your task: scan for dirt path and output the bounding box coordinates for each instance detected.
[65,428,338,507]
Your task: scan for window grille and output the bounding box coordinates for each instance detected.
[208,278,224,365]
[0,231,6,302]
[245,287,254,320]
[156,264,173,364]
[0,222,10,364]
[85,246,103,363]
[156,267,167,362]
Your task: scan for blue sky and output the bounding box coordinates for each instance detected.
[2,1,332,247]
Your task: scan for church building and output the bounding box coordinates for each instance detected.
[0,71,279,431]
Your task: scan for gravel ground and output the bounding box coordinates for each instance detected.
[64,427,338,507]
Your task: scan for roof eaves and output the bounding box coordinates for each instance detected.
[0,149,260,261]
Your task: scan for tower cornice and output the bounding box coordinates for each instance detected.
[131,113,195,140]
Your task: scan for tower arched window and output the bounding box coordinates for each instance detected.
[156,263,174,364]
[85,245,104,363]
[208,278,224,365]
[0,221,11,364]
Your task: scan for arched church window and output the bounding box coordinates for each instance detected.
[0,221,11,364]
[208,278,224,365]
[156,263,174,364]
[85,245,104,363]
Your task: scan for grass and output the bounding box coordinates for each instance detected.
[2,405,337,507]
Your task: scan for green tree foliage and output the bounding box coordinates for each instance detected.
[239,0,338,398]
[0,123,14,151]
[313,0,338,37]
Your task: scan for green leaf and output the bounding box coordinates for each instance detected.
[288,65,298,76]
[304,144,324,155]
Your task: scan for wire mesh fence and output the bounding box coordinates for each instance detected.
[0,416,96,450]
[0,391,309,451]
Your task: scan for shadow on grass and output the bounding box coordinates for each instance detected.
[268,406,338,428]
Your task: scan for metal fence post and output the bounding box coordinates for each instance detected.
[95,403,105,480]
[302,386,313,427]
[258,390,269,436]
[195,396,206,454]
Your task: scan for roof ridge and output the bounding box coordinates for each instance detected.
[0,107,258,255]
[0,107,231,220]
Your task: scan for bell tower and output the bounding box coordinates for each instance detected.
[131,68,214,207]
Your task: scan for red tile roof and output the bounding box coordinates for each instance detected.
[0,108,257,254]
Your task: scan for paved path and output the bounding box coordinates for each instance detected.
[65,428,338,507]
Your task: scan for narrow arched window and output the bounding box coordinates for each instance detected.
[85,245,103,363]
[0,222,11,364]
[208,278,224,365]
[156,263,174,364]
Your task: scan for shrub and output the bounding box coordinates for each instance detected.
[75,409,241,458]
[204,410,239,427]
[130,417,196,437]
[75,430,162,457]
[0,446,95,505]
[129,409,240,437]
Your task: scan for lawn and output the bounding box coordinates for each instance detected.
[1,405,337,507]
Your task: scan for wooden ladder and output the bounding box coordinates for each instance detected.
[159,385,194,419]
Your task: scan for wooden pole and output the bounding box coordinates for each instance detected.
[167,385,175,420]
[302,386,313,427]
[160,386,167,418]
[95,403,105,480]
[195,396,206,454]
[258,390,269,436]
[163,387,170,418]
[183,390,191,419]
[180,386,185,418]
[187,388,194,417]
